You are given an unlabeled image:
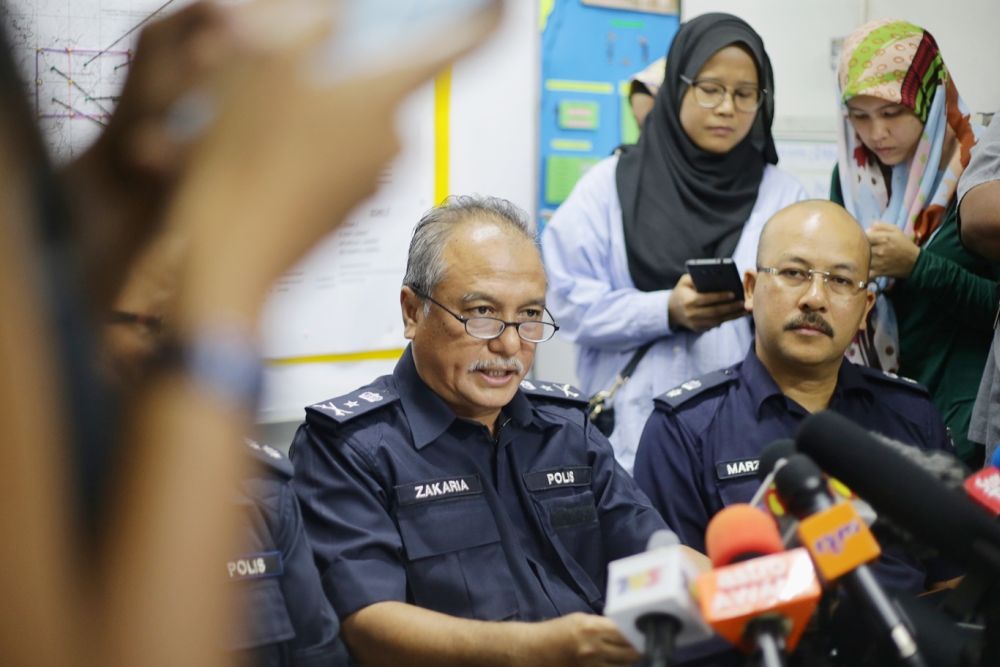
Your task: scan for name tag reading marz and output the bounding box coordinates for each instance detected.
[524,466,592,492]
[715,457,760,480]
[226,551,283,582]
[396,474,483,506]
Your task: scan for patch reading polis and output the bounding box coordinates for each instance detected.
[524,466,592,491]
[396,474,483,506]
[226,551,282,582]
[715,457,760,480]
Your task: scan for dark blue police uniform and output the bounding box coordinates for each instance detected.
[229,439,349,666]
[633,347,957,595]
[289,346,666,623]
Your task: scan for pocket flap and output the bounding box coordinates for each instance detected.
[398,496,501,560]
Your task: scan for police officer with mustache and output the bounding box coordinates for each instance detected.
[632,201,957,596]
[290,197,668,667]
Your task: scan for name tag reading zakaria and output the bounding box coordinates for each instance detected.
[396,474,483,506]
[716,457,760,480]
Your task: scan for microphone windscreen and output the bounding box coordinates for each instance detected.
[705,504,783,567]
[646,529,680,551]
[797,410,1000,566]
[758,438,797,480]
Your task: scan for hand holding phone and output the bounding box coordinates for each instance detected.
[685,258,744,300]
[668,261,747,333]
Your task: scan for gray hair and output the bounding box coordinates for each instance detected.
[403,195,537,303]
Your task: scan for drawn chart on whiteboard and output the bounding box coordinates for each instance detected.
[5,0,187,162]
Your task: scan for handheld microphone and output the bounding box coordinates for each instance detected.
[774,454,926,667]
[964,448,1000,517]
[604,529,713,667]
[796,410,1000,569]
[696,505,821,667]
[754,438,876,545]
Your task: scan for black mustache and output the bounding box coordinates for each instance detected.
[784,312,834,337]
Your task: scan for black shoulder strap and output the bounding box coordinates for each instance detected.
[621,340,656,381]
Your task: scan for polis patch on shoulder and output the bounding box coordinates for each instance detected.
[523,466,592,491]
[715,457,760,480]
[396,474,483,506]
[226,551,283,582]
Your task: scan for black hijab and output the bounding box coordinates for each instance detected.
[616,12,778,292]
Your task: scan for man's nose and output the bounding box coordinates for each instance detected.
[798,273,830,309]
[488,323,523,356]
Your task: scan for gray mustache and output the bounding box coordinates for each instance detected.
[468,358,525,374]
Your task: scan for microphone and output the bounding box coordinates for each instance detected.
[796,411,1000,569]
[604,529,713,667]
[696,505,821,667]
[753,438,876,545]
[773,453,926,667]
[964,448,1000,517]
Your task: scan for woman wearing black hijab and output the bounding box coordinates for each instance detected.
[541,13,806,473]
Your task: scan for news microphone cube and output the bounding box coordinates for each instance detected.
[604,546,713,650]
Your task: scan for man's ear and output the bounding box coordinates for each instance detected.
[401,286,423,340]
[858,290,876,331]
[743,271,757,314]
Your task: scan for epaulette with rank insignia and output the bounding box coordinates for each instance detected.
[856,366,930,396]
[243,438,293,478]
[518,379,588,406]
[308,384,400,423]
[656,368,737,409]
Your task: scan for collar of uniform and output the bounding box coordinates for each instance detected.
[393,346,459,450]
[393,347,544,448]
[742,346,873,418]
[829,358,874,403]
[741,346,787,418]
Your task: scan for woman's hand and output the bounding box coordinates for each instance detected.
[866,222,920,279]
[668,274,747,333]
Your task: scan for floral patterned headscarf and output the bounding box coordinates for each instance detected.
[836,18,980,371]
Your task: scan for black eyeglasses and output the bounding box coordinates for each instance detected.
[680,74,766,113]
[411,288,559,343]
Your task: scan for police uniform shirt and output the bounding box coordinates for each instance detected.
[229,440,349,667]
[633,347,957,595]
[289,346,666,623]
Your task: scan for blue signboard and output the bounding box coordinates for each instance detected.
[539,1,678,225]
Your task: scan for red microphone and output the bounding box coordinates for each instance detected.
[964,449,1000,516]
[696,505,822,667]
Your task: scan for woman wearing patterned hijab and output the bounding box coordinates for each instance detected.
[832,18,999,466]
[542,13,806,472]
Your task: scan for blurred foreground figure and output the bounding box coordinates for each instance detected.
[0,0,500,664]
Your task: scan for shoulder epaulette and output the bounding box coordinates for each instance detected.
[655,368,738,409]
[519,379,588,406]
[308,384,400,424]
[857,367,930,395]
[243,438,293,478]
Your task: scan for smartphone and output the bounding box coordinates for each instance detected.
[315,0,503,81]
[685,258,744,300]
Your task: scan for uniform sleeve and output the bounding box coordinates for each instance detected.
[290,420,407,620]
[586,423,668,562]
[541,159,672,350]
[633,407,712,553]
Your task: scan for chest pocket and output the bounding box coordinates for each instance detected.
[524,466,604,607]
[395,490,519,621]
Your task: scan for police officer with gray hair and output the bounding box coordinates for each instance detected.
[290,195,669,667]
